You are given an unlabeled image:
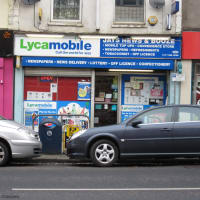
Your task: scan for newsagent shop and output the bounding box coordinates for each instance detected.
[14,34,181,132]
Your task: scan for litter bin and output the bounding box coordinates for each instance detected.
[39,118,62,154]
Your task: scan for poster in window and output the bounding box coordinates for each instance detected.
[196,76,200,104]
[77,82,91,100]
[150,82,164,98]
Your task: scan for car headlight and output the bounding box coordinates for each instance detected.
[18,127,37,139]
[70,130,87,140]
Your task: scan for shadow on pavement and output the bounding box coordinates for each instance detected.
[9,154,200,168]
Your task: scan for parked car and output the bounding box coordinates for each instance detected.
[0,115,42,166]
[66,105,200,167]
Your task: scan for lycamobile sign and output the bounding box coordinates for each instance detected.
[20,39,92,51]
[14,36,100,57]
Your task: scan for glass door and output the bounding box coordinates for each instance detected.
[193,63,200,105]
[94,76,118,127]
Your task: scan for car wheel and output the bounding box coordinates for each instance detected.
[0,142,10,166]
[90,140,118,167]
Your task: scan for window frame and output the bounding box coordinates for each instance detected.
[114,0,146,25]
[176,106,200,123]
[51,0,82,23]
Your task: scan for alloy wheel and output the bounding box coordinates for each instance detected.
[95,143,115,164]
[0,145,5,162]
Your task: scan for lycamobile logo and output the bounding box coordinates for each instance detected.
[20,39,92,51]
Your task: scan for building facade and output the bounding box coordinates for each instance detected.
[12,0,182,130]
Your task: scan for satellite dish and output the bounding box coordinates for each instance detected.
[149,0,165,9]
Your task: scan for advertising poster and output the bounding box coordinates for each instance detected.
[121,105,144,121]
[57,101,90,117]
[57,101,91,129]
[24,101,57,131]
[196,76,200,104]
[24,110,39,129]
[77,82,91,100]
[121,105,154,121]
[24,100,91,132]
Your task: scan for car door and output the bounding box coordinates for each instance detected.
[173,106,200,154]
[122,107,174,156]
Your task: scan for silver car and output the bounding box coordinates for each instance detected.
[0,115,42,166]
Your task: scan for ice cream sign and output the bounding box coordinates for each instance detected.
[14,36,100,57]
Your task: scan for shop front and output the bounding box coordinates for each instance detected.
[182,32,200,105]
[14,35,181,128]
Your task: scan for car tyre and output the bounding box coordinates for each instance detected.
[90,140,118,167]
[0,142,10,166]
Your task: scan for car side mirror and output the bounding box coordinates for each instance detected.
[131,120,142,128]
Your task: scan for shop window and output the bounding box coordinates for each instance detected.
[94,76,118,127]
[51,0,81,21]
[115,0,145,23]
[121,75,166,122]
[24,76,91,132]
[24,76,90,101]
[193,63,200,105]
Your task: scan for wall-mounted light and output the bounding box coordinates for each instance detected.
[79,35,118,40]
[16,56,21,69]
[131,36,171,40]
[108,69,154,72]
[39,8,42,21]
[166,14,172,30]
[26,34,65,38]
[149,0,165,9]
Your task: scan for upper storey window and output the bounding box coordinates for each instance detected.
[52,0,81,21]
[115,0,144,23]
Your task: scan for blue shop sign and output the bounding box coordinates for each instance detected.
[100,38,181,59]
[22,57,174,70]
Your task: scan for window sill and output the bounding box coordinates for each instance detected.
[112,22,147,28]
[48,21,83,27]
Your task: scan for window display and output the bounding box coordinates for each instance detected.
[94,76,118,127]
[192,64,200,105]
[195,76,200,105]
[124,76,164,105]
[24,76,91,131]
[121,74,166,121]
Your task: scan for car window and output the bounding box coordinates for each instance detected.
[132,107,173,124]
[178,107,200,122]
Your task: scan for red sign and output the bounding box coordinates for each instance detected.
[40,76,54,82]
[182,32,200,59]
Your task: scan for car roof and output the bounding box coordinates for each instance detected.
[154,104,200,109]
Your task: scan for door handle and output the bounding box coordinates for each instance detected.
[160,128,172,132]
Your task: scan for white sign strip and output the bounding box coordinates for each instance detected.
[12,188,200,191]
[14,36,100,57]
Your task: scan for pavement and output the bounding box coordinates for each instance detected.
[11,154,77,165]
[10,153,200,166]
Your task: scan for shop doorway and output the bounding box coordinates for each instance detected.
[193,63,200,105]
[94,76,119,127]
